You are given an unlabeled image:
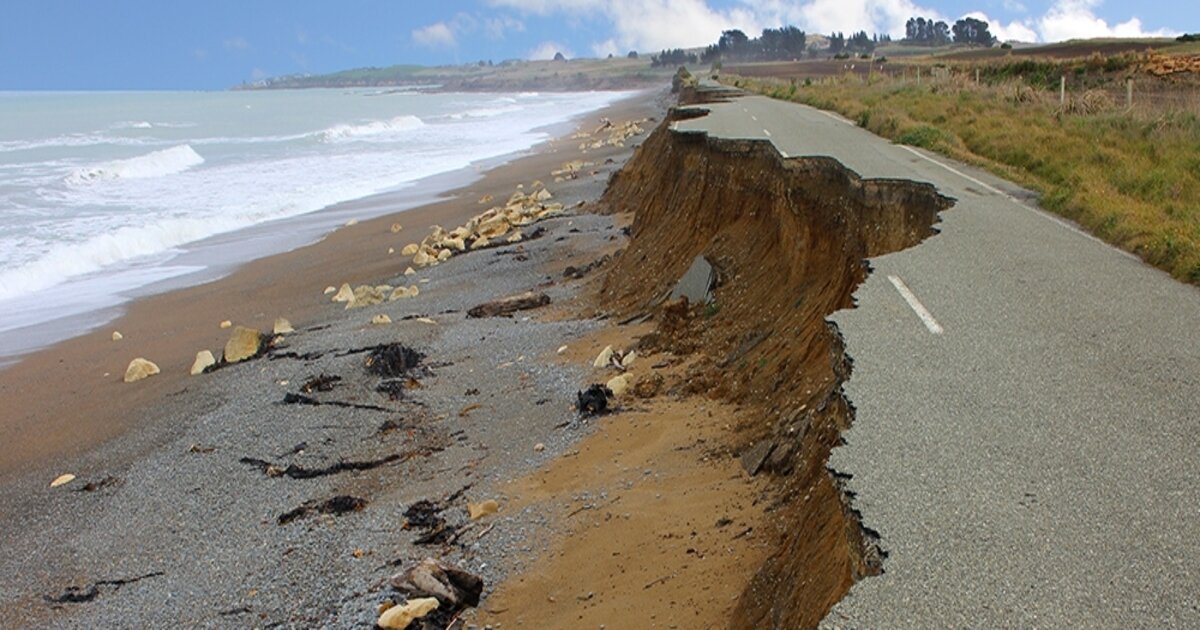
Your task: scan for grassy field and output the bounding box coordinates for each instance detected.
[725,52,1200,284]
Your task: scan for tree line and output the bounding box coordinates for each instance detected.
[905,16,996,46]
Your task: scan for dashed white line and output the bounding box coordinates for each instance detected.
[898,146,1139,261]
[888,275,944,335]
[763,129,772,137]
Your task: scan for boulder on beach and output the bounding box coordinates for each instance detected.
[413,248,436,267]
[404,267,416,276]
[390,222,403,233]
[219,320,232,329]
[348,285,386,309]
[371,314,392,325]
[332,283,354,303]
[124,358,160,383]
[191,350,216,375]
[389,286,419,301]
[377,597,439,630]
[272,318,294,335]
[223,326,264,363]
[606,373,630,397]
[401,243,420,256]
[323,286,336,295]
[592,345,614,368]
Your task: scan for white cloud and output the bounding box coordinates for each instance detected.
[961,11,1037,43]
[484,15,526,39]
[528,41,574,60]
[592,38,622,57]
[413,22,458,47]
[1037,0,1177,41]
[224,37,250,51]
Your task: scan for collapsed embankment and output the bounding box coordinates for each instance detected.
[596,105,953,628]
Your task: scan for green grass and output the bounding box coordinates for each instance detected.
[727,72,1200,284]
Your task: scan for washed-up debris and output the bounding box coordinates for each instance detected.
[576,384,614,415]
[391,558,484,609]
[44,571,164,605]
[562,253,612,280]
[123,358,160,383]
[301,374,341,393]
[76,476,119,492]
[378,597,439,630]
[467,499,499,520]
[366,343,425,378]
[278,495,367,525]
[240,454,402,480]
[466,291,550,318]
[670,255,716,305]
[223,326,266,364]
[281,392,389,412]
[376,379,411,401]
[190,350,216,375]
[49,474,75,488]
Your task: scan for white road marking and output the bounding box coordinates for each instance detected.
[888,275,944,335]
[898,146,1140,261]
[815,109,855,126]
[763,129,772,137]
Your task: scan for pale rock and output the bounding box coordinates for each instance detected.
[429,225,448,241]
[323,286,337,295]
[332,283,355,303]
[273,318,294,335]
[467,499,499,520]
[533,442,546,452]
[533,188,553,202]
[390,222,403,233]
[371,314,392,325]
[376,597,439,630]
[516,183,524,190]
[449,226,471,240]
[557,345,568,354]
[401,243,420,256]
[416,317,437,325]
[124,358,160,383]
[470,236,491,250]
[190,350,216,375]
[621,351,637,370]
[606,374,630,397]
[110,331,123,341]
[413,249,436,267]
[50,473,76,488]
[531,179,544,189]
[478,194,493,204]
[436,248,452,262]
[388,248,395,255]
[219,320,232,329]
[389,286,419,301]
[592,345,614,368]
[404,267,416,276]
[349,285,386,309]
[506,231,524,243]
[444,236,466,252]
[376,284,394,294]
[223,326,264,363]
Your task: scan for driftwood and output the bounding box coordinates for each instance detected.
[466,291,550,318]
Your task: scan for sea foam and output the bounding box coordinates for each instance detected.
[317,115,425,142]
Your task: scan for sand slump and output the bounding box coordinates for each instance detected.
[598,108,953,628]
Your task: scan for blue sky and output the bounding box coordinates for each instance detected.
[1,1,1192,90]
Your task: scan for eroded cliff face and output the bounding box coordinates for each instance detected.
[597,107,953,628]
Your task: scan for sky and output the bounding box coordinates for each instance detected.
[1,0,1192,90]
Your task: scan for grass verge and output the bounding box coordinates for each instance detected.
[727,73,1200,284]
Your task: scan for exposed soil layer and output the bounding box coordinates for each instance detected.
[596,106,952,627]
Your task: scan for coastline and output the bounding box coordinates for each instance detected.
[0,90,660,481]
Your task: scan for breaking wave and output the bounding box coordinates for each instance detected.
[65,145,204,184]
[317,115,425,142]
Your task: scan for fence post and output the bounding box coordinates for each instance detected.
[1126,78,1133,109]
[1060,75,1066,108]
[917,67,921,85]
[976,68,980,84]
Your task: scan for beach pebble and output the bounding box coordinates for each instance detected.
[401,243,420,256]
[49,473,76,488]
[389,286,418,301]
[416,317,437,325]
[190,350,216,375]
[467,499,499,520]
[377,597,438,630]
[534,442,546,452]
[219,320,232,329]
[111,331,123,341]
[620,350,637,370]
[404,267,416,276]
[557,345,568,355]
[323,286,336,295]
[390,222,403,233]
[388,247,395,254]
[371,314,392,325]
[124,358,160,383]
[272,317,294,335]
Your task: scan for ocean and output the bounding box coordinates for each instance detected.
[0,88,631,361]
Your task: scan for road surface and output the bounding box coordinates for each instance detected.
[676,87,1200,628]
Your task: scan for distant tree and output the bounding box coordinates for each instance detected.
[627,50,639,58]
[952,18,996,46]
[847,30,875,53]
[828,32,846,54]
[905,16,951,45]
[1177,33,1199,42]
[718,29,750,54]
[650,48,698,67]
[553,51,567,61]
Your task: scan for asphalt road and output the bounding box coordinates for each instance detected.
[676,88,1200,628]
